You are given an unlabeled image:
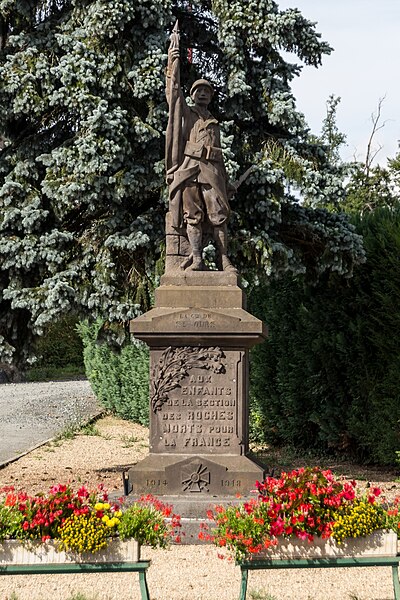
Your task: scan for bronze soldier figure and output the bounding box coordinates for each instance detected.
[165,22,236,272]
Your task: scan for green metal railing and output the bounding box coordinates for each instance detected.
[238,556,400,600]
[0,560,151,600]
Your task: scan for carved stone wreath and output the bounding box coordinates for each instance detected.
[150,346,225,413]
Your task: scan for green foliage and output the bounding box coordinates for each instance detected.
[32,314,84,367]
[318,95,347,166]
[0,0,365,369]
[80,422,101,436]
[8,591,98,600]
[0,504,24,541]
[77,319,149,425]
[344,163,400,214]
[249,275,341,450]
[250,592,279,600]
[344,209,400,463]
[26,364,85,382]
[66,595,99,600]
[117,496,180,547]
[250,207,400,464]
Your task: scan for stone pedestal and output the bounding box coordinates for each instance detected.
[127,272,267,506]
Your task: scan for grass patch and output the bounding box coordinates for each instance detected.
[250,591,279,600]
[26,365,85,382]
[9,592,98,600]
[53,424,80,442]
[121,434,140,448]
[51,417,104,445]
[80,422,101,436]
[66,594,99,600]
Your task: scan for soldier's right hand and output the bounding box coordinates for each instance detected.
[169,47,180,61]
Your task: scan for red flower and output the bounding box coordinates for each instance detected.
[5,494,17,507]
[77,486,89,499]
[285,526,293,535]
[218,538,227,546]
[49,484,67,494]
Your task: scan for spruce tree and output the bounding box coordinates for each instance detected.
[0,0,365,369]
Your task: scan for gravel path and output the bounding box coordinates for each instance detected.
[0,380,100,466]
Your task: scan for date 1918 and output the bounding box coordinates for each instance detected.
[221,479,242,487]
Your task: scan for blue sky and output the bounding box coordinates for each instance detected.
[278,0,400,164]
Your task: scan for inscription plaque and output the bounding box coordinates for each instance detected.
[150,349,244,455]
[175,311,216,330]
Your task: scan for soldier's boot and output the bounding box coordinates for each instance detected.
[185,223,204,271]
[214,224,237,273]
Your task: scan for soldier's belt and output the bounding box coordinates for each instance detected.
[184,141,223,162]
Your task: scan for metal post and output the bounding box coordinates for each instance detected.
[392,564,400,600]
[138,569,151,600]
[239,567,248,600]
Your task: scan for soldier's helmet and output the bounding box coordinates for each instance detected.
[190,79,214,97]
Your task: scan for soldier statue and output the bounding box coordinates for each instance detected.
[165,22,236,272]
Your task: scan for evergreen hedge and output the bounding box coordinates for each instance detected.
[26,315,85,381]
[33,315,84,369]
[77,320,149,426]
[249,207,400,465]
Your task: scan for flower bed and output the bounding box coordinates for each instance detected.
[203,467,400,561]
[0,484,181,559]
[0,538,140,564]
[253,529,398,559]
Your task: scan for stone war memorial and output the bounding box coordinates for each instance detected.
[126,22,267,513]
